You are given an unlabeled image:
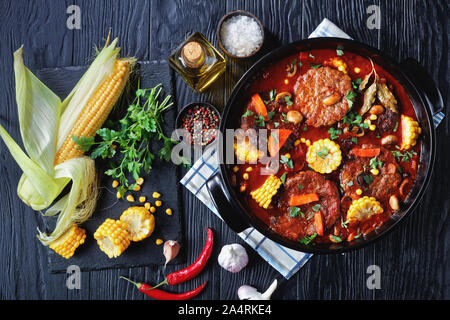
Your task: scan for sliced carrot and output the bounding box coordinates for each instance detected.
[268,129,292,157]
[289,193,319,207]
[352,147,380,157]
[347,232,355,242]
[251,93,268,119]
[314,211,324,236]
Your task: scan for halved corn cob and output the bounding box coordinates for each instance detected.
[234,137,263,163]
[400,114,421,150]
[49,225,86,259]
[347,196,383,222]
[250,174,282,209]
[54,58,132,165]
[94,218,131,258]
[306,138,342,174]
[119,206,155,242]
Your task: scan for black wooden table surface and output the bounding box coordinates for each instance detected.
[0,0,448,300]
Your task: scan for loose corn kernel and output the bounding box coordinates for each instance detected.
[243,173,249,180]
[365,119,372,125]
[250,175,282,209]
[152,192,161,199]
[400,114,421,150]
[347,196,383,222]
[305,139,311,146]
[331,58,348,73]
[126,195,135,202]
[284,153,291,159]
[284,79,289,85]
[165,208,173,216]
[371,168,380,176]
[294,139,301,146]
[144,202,151,210]
[354,67,361,73]
[94,219,131,258]
[240,185,247,193]
[55,59,132,165]
[155,200,162,207]
[300,138,306,143]
[369,114,378,121]
[338,65,345,72]
[150,206,156,213]
[49,225,86,259]
[369,124,376,131]
[245,167,253,172]
[156,239,164,245]
[136,177,144,185]
[133,185,141,191]
[112,180,119,188]
[120,206,155,242]
[233,166,239,173]
[306,139,342,174]
[116,191,122,199]
[139,196,146,203]
[356,188,363,195]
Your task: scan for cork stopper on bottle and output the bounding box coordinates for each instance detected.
[181,41,205,68]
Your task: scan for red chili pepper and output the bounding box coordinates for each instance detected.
[120,276,207,300]
[154,227,214,288]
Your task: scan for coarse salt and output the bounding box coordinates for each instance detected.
[220,15,263,57]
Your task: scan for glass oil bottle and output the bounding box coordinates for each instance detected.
[169,32,226,92]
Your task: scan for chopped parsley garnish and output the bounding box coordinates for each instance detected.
[281,112,289,123]
[280,172,288,185]
[369,156,383,170]
[303,124,308,131]
[267,110,275,120]
[363,174,374,185]
[316,147,329,159]
[352,78,362,90]
[270,131,279,143]
[269,89,276,102]
[391,146,417,163]
[330,235,343,243]
[290,206,304,218]
[346,180,354,187]
[354,228,362,239]
[255,114,266,127]
[312,204,321,212]
[345,89,357,108]
[290,58,297,68]
[242,109,254,118]
[341,217,349,229]
[336,45,344,56]
[328,127,342,140]
[351,137,359,144]
[310,63,321,69]
[274,121,280,128]
[309,53,315,59]
[298,184,304,190]
[300,233,318,245]
[284,95,294,106]
[280,155,294,169]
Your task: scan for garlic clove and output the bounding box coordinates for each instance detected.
[163,240,180,266]
[237,279,278,300]
[217,243,248,273]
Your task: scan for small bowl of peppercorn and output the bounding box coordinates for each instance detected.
[176,102,221,147]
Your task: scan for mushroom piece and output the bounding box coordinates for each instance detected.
[381,135,398,146]
[286,110,303,124]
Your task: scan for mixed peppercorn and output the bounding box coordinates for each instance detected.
[179,104,219,146]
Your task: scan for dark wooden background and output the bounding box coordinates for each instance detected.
[0,0,448,300]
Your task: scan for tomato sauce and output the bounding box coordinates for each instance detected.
[232,48,421,244]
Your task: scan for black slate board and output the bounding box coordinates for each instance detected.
[36,61,185,273]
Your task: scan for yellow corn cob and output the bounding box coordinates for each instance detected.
[306,138,342,174]
[94,218,130,258]
[250,174,282,209]
[49,225,86,259]
[234,137,263,163]
[119,206,155,242]
[400,114,421,150]
[54,58,132,165]
[347,196,383,222]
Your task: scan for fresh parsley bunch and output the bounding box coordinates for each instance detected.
[74,83,187,196]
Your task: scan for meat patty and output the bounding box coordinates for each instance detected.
[340,144,402,201]
[270,170,340,240]
[375,109,400,135]
[294,66,352,127]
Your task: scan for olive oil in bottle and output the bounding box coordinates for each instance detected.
[169,32,226,92]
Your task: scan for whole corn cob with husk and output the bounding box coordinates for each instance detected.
[54,58,132,165]
[306,139,342,174]
[120,206,155,242]
[94,219,131,258]
[400,114,421,150]
[347,196,383,222]
[250,174,282,209]
[49,225,86,259]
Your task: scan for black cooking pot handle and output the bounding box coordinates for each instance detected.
[400,58,444,115]
[206,172,249,233]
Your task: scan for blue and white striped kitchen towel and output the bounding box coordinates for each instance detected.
[180,19,445,279]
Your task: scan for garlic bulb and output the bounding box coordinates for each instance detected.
[238,279,278,300]
[217,243,248,273]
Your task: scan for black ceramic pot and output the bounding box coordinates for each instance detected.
[206,37,444,254]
